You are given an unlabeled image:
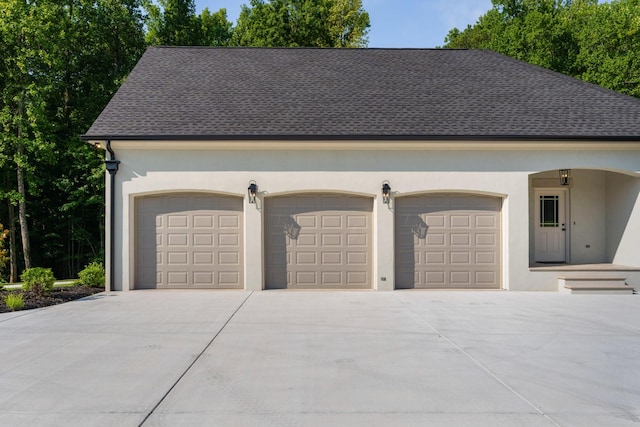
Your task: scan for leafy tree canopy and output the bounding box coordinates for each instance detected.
[444,0,640,98]
[230,0,370,47]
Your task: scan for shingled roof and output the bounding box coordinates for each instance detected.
[83,47,640,141]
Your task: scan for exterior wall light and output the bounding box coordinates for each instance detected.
[382,181,391,204]
[559,169,571,186]
[248,181,258,203]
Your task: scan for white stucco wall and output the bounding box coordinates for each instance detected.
[104,140,640,292]
[607,172,640,267]
[569,170,607,263]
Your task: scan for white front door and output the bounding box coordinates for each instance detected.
[534,190,567,263]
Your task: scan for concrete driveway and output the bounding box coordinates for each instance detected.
[0,290,639,426]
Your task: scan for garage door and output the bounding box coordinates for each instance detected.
[395,194,501,289]
[136,194,243,289]
[265,194,373,289]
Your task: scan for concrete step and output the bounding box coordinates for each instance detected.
[558,276,634,294]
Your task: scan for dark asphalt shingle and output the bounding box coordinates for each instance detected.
[83,47,640,140]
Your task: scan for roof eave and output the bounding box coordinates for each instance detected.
[81,134,640,142]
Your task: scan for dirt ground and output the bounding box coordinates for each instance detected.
[0,285,104,313]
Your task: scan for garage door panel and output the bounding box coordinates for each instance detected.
[347,252,367,264]
[425,215,445,227]
[168,215,188,228]
[347,271,367,284]
[426,233,445,246]
[476,252,496,264]
[451,271,471,284]
[450,252,470,264]
[135,194,243,289]
[193,252,213,265]
[347,215,367,228]
[167,252,188,265]
[296,271,317,284]
[450,215,471,228]
[423,251,444,264]
[476,233,497,246]
[476,215,497,228]
[347,234,367,246]
[322,272,341,284]
[476,271,497,284]
[193,271,214,285]
[322,252,342,264]
[193,234,214,246]
[322,234,342,246]
[266,194,372,289]
[322,216,342,227]
[451,234,470,246]
[425,271,446,285]
[167,271,188,285]
[396,194,501,289]
[168,233,188,246]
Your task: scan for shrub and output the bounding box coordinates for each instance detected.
[21,267,55,296]
[5,293,24,311]
[77,262,105,288]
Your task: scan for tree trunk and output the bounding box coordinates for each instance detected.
[16,95,31,270]
[8,201,18,283]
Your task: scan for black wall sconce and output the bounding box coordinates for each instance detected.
[559,169,570,186]
[248,181,258,203]
[382,181,391,204]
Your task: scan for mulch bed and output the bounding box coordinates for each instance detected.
[0,285,104,313]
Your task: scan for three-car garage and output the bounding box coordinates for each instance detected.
[134,192,502,290]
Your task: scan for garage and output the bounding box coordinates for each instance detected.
[135,193,243,289]
[265,194,373,289]
[395,194,502,289]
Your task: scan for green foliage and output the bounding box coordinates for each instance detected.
[231,0,370,47]
[0,0,144,279]
[77,262,105,288]
[4,293,24,311]
[200,7,233,46]
[21,267,55,296]
[143,0,238,46]
[443,0,640,98]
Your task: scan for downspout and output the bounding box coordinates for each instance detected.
[104,140,120,291]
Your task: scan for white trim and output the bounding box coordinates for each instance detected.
[103,140,640,152]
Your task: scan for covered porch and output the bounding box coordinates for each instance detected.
[529,169,640,292]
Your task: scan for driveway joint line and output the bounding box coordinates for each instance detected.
[393,294,562,427]
[138,291,254,426]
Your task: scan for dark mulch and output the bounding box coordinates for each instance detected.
[0,285,104,313]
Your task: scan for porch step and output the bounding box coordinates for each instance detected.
[558,276,634,294]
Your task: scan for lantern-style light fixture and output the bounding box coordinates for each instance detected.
[559,169,571,186]
[248,181,258,203]
[382,181,391,204]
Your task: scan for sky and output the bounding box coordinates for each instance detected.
[196,0,494,48]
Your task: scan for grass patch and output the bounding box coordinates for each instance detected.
[4,293,24,311]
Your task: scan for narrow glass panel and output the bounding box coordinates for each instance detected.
[540,196,559,227]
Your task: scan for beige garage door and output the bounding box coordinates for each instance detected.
[265,194,373,289]
[395,194,501,289]
[136,194,243,289]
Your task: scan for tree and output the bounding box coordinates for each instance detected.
[40,0,145,276]
[571,0,640,98]
[145,0,201,45]
[231,0,370,47]
[443,0,640,98]
[0,0,145,279]
[144,0,234,46]
[0,0,58,271]
[200,7,233,46]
